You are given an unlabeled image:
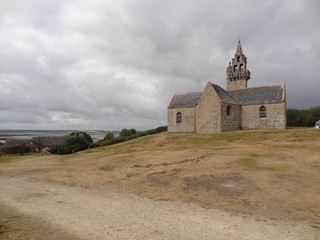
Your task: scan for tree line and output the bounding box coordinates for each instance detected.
[93,126,167,147]
[287,107,320,127]
[0,127,168,156]
[50,126,168,154]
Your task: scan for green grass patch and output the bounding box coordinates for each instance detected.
[236,153,279,171]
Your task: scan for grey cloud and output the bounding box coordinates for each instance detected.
[0,0,319,130]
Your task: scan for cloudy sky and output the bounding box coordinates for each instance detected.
[0,0,319,130]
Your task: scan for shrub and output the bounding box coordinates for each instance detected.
[119,128,135,137]
[287,107,320,126]
[49,132,93,155]
[104,132,115,140]
[1,145,36,155]
[129,128,136,135]
[69,132,93,143]
[95,126,167,147]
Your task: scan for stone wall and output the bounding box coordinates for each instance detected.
[167,107,196,132]
[221,103,241,131]
[226,79,248,91]
[196,83,222,133]
[241,103,286,130]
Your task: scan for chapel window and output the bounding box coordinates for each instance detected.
[259,106,267,118]
[226,105,231,116]
[176,112,182,124]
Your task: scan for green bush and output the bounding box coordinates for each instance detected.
[0,145,36,155]
[103,132,115,140]
[95,126,167,147]
[287,107,320,126]
[119,128,136,137]
[49,132,93,155]
[69,132,93,143]
[129,128,136,135]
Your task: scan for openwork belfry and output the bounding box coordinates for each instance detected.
[168,40,286,133]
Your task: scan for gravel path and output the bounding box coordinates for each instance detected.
[0,176,319,240]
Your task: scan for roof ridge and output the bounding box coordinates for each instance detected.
[210,82,235,96]
[209,82,222,88]
[209,82,225,91]
[210,83,237,104]
[173,91,202,96]
[227,84,284,92]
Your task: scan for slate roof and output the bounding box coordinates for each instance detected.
[168,92,202,108]
[227,85,284,105]
[37,136,69,146]
[168,84,284,108]
[4,138,35,147]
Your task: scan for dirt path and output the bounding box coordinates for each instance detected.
[0,176,319,240]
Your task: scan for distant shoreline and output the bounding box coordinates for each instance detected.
[0,130,118,141]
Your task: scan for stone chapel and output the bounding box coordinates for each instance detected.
[167,40,286,133]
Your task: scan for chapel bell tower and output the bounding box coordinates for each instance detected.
[226,40,251,91]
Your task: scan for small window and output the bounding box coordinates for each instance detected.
[226,105,231,116]
[259,106,266,118]
[176,112,182,123]
[240,64,244,71]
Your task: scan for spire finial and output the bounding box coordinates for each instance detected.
[236,38,243,55]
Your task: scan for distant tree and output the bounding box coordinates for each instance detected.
[69,132,93,143]
[155,126,168,132]
[287,107,320,126]
[93,126,167,148]
[129,128,136,135]
[1,145,35,155]
[104,132,115,140]
[287,109,308,126]
[49,132,93,155]
[120,128,136,137]
[49,145,64,155]
[307,107,320,125]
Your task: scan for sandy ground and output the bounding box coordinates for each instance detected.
[0,175,319,240]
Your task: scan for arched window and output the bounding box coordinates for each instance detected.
[176,112,182,123]
[240,64,244,71]
[259,106,266,118]
[237,56,240,62]
[226,105,231,116]
[234,65,238,71]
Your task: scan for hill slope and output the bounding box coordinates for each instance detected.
[0,128,320,225]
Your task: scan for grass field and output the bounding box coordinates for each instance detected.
[1,128,320,226]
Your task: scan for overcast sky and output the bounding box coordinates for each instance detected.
[0,0,319,130]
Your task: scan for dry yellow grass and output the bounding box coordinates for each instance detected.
[1,128,320,226]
